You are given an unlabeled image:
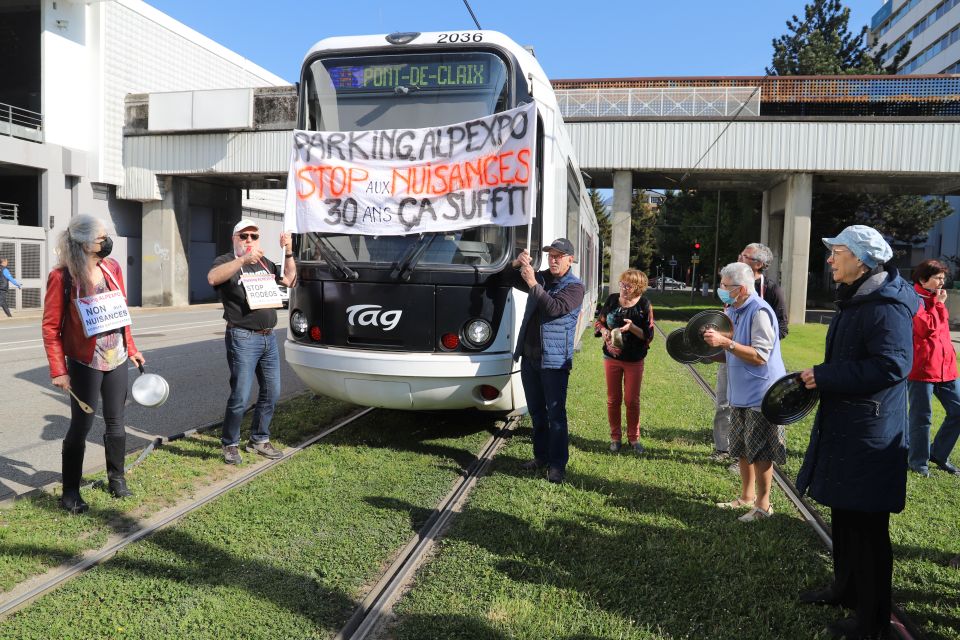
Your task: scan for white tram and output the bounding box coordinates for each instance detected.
[284,30,600,413]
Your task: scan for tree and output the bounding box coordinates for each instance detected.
[588,188,612,283]
[768,0,945,284]
[768,0,909,76]
[628,190,658,275]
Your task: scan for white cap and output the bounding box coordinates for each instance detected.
[232,218,259,236]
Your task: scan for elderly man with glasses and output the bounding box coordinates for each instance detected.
[711,243,789,461]
[207,219,297,465]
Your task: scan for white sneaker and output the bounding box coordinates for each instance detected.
[738,506,773,522]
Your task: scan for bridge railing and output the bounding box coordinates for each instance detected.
[0,202,19,225]
[556,87,761,119]
[0,102,43,142]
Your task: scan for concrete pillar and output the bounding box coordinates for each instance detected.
[760,190,770,246]
[609,170,632,282]
[141,177,189,307]
[779,174,813,326]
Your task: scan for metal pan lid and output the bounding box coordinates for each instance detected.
[684,309,733,358]
[666,328,702,364]
[761,372,819,425]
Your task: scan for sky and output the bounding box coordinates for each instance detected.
[146,0,886,84]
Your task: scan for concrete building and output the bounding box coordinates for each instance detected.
[0,0,287,312]
[870,0,960,269]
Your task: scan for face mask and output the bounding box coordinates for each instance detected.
[717,287,735,305]
[96,236,113,259]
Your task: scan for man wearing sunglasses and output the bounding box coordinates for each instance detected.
[208,219,296,465]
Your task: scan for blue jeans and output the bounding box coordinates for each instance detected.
[520,359,570,470]
[907,379,960,471]
[221,328,281,447]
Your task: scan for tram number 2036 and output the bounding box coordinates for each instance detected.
[437,32,484,43]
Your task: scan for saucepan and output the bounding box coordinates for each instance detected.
[132,364,170,408]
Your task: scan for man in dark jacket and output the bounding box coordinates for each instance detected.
[512,238,585,484]
[797,225,920,640]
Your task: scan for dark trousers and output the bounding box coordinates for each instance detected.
[520,359,570,470]
[1,288,10,317]
[831,508,892,635]
[64,359,129,479]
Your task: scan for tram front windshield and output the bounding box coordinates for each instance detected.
[300,51,513,269]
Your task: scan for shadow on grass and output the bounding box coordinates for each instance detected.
[389,612,612,640]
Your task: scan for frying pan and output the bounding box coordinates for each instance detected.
[761,372,819,425]
[132,364,169,408]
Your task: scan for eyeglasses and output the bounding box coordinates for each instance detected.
[618,282,634,290]
[828,247,850,258]
[237,233,259,241]
[739,253,759,262]
[719,282,741,291]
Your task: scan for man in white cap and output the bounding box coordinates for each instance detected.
[207,219,296,464]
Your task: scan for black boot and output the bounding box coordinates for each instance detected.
[104,435,133,498]
[59,444,89,515]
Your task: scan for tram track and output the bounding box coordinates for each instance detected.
[653,320,922,640]
[0,406,375,619]
[334,415,518,640]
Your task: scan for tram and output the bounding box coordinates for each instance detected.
[284,31,600,413]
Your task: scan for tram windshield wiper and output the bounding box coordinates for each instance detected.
[316,236,359,281]
[391,233,436,281]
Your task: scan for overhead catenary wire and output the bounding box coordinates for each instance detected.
[461,0,482,30]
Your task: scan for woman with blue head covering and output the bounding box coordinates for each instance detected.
[796,224,919,640]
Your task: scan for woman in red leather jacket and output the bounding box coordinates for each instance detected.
[41,214,145,514]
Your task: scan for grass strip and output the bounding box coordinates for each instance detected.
[0,393,355,595]
[1,409,497,638]
[391,323,960,640]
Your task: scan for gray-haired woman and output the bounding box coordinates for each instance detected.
[41,214,145,514]
[703,261,787,523]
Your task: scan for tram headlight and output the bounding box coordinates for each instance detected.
[290,310,309,337]
[463,319,493,349]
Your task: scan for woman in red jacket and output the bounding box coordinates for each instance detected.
[907,259,960,477]
[41,214,145,513]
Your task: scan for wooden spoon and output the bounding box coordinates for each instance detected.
[66,388,94,414]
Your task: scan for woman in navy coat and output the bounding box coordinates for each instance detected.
[797,225,919,640]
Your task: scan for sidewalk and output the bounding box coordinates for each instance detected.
[3,302,223,324]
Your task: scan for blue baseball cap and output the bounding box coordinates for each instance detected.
[822,225,892,268]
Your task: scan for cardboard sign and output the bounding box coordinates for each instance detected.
[75,289,132,338]
[284,102,536,236]
[241,273,284,309]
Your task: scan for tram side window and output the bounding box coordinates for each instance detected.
[566,162,580,246]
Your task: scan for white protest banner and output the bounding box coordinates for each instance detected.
[74,290,132,338]
[284,102,536,236]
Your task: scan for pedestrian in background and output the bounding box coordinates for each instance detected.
[207,219,296,465]
[703,261,787,523]
[796,225,918,640]
[595,269,654,453]
[906,259,960,477]
[511,238,585,484]
[41,214,145,514]
[711,243,788,460]
[1,257,22,318]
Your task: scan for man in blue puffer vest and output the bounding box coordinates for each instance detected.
[511,238,585,484]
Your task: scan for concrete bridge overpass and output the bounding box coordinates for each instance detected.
[122,77,960,323]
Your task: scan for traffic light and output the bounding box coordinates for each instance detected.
[692,240,701,251]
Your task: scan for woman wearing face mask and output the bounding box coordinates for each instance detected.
[702,261,787,523]
[905,259,960,477]
[595,269,654,453]
[41,214,145,514]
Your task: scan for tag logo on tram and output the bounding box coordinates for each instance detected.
[346,304,403,331]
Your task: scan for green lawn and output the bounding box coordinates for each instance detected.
[390,323,960,640]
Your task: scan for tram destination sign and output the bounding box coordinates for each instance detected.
[285,102,536,236]
[328,59,491,91]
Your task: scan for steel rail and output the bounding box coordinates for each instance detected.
[652,320,921,640]
[335,416,518,640]
[0,407,375,619]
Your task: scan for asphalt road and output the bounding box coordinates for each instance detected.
[0,305,307,502]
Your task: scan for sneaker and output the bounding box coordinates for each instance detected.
[223,445,242,465]
[738,506,773,522]
[520,458,546,471]
[727,461,740,475]
[609,441,622,453]
[709,450,730,462]
[631,441,645,454]
[716,497,754,509]
[910,466,930,478]
[547,467,565,484]
[245,440,283,459]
